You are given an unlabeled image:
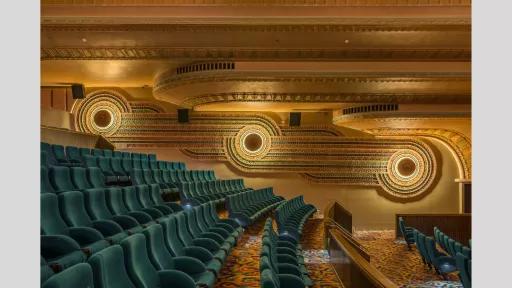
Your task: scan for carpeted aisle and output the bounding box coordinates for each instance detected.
[214,215,343,288]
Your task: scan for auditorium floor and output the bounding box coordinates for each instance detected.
[214,215,342,288]
[354,230,462,288]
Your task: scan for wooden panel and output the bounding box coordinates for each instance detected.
[41,126,114,150]
[328,229,397,288]
[463,183,471,213]
[51,88,67,110]
[395,214,471,245]
[333,202,353,233]
[41,88,52,108]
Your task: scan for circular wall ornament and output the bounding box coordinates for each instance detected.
[234,125,271,160]
[377,145,437,199]
[72,90,131,136]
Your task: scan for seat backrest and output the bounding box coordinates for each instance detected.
[83,188,114,221]
[103,149,113,158]
[97,156,113,173]
[58,191,94,227]
[52,144,68,162]
[87,167,106,189]
[120,234,160,288]
[92,148,103,157]
[83,155,99,168]
[50,166,76,192]
[122,186,144,211]
[113,151,123,158]
[260,264,279,288]
[88,245,136,288]
[71,167,93,190]
[160,216,185,257]
[80,148,91,157]
[456,252,471,288]
[105,187,129,215]
[41,193,69,235]
[42,263,94,288]
[41,142,58,165]
[41,166,56,194]
[66,146,82,162]
[142,224,174,270]
[135,185,154,208]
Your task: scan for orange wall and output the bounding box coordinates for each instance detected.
[125,137,459,231]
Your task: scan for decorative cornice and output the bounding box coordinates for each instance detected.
[41,47,471,61]
[333,111,471,123]
[181,92,471,108]
[41,0,471,7]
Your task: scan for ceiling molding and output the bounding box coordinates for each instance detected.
[41,0,471,7]
[41,47,471,61]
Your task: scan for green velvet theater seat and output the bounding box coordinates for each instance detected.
[83,188,143,235]
[148,184,182,213]
[159,216,223,276]
[41,193,110,257]
[49,166,76,193]
[87,167,106,189]
[71,167,93,190]
[58,191,129,244]
[105,187,156,226]
[42,166,56,194]
[135,185,174,216]
[142,224,217,288]
[120,234,198,288]
[42,263,94,288]
[88,245,136,288]
[122,186,165,221]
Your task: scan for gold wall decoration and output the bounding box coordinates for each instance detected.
[366,128,471,179]
[71,91,448,200]
[71,89,132,136]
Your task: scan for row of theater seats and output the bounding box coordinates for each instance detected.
[179,179,251,206]
[41,184,244,288]
[226,188,284,227]
[260,218,313,288]
[398,218,472,287]
[274,196,317,242]
[41,142,186,170]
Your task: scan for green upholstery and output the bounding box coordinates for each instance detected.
[92,149,103,157]
[42,166,56,194]
[425,236,457,275]
[130,169,146,185]
[226,188,283,227]
[184,209,235,251]
[88,245,136,288]
[456,252,471,288]
[142,224,216,288]
[159,216,223,276]
[83,155,99,168]
[120,234,197,288]
[103,149,113,158]
[105,187,155,226]
[80,148,91,157]
[275,196,316,242]
[148,184,182,212]
[83,188,143,234]
[122,157,133,174]
[113,151,123,158]
[175,212,228,263]
[97,156,117,184]
[42,263,94,288]
[59,191,128,244]
[52,144,70,164]
[71,167,93,190]
[122,186,164,220]
[49,166,76,193]
[135,185,173,215]
[41,193,109,256]
[87,167,106,189]
[110,157,130,182]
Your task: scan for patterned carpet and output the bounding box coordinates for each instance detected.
[214,213,342,288]
[354,230,461,288]
[213,211,461,288]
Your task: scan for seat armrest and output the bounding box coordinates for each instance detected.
[278,263,302,277]
[278,274,306,288]
[172,256,207,274]
[127,211,153,224]
[277,254,299,266]
[200,232,225,245]
[157,270,196,288]
[141,208,164,219]
[217,218,241,229]
[183,246,214,262]
[41,235,81,258]
[278,234,298,245]
[208,227,230,238]
[213,222,235,233]
[192,238,222,252]
[67,227,104,244]
[92,220,123,236]
[277,246,299,257]
[164,202,183,212]
[111,215,139,229]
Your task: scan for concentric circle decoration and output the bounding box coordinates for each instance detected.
[234,125,272,160]
[72,90,131,136]
[377,145,437,199]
